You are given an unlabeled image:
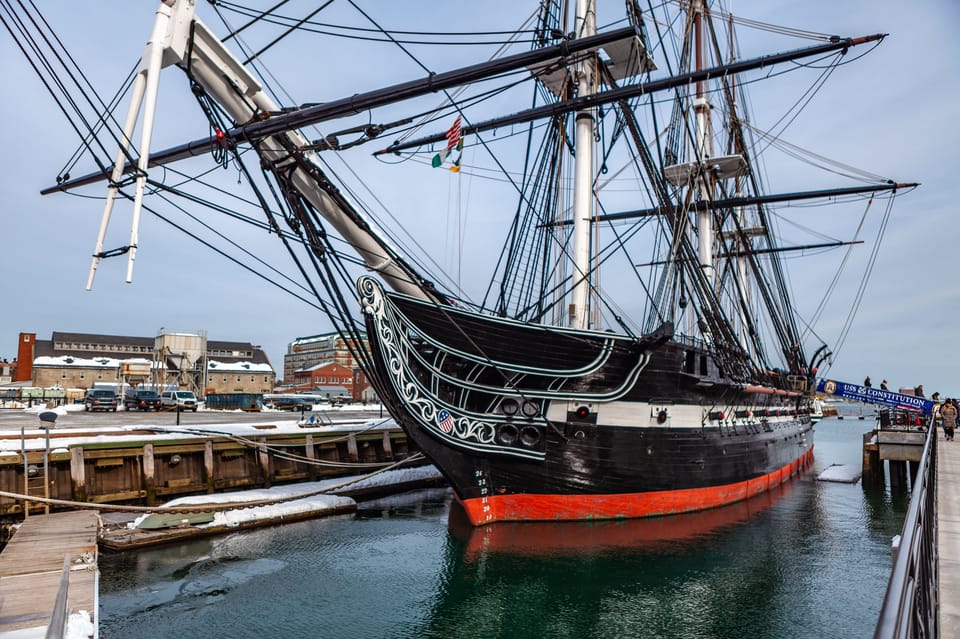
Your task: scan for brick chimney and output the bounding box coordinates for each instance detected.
[14,333,35,382]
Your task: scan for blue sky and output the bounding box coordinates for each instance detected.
[1,1,957,394]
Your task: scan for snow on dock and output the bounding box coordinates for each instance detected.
[100,465,443,550]
[817,464,862,483]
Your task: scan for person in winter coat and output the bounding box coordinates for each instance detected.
[942,399,957,441]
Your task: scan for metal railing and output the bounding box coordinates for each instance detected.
[873,417,938,638]
[45,554,71,639]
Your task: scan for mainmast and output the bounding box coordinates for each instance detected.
[693,0,714,288]
[569,0,597,330]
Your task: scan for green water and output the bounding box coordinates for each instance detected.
[99,417,906,638]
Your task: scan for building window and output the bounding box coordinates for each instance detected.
[222,377,227,382]
[79,373,85,380]
[97,373,103,380]
[264,376,269,383]
[61,372,67,379]
[236,376,241,382]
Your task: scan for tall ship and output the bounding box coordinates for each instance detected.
[14,1,914,525]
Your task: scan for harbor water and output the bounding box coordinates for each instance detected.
[100,412,906,638]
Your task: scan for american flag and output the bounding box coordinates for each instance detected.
[445,116,462,152]
[437,409,454,433]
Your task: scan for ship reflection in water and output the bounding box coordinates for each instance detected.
[447,482,792,562]
[428,483,810,639]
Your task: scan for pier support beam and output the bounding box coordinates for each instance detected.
[305,435,317,481]
[862,431,884,488]
[143,444,156,506]
[204,441,215,494]
[257,437,271,488]
[382,432,393,460]
[347,434,359,462]
[69,447,86,503]
[909,460,920,488]
[889,459,908,493]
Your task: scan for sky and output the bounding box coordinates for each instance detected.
[1,0,958,393]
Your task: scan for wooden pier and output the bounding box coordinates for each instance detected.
[0,510,100,635]
[0,424,415,516]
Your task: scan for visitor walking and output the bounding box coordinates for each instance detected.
[942,399,957,441]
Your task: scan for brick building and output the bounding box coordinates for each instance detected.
[283,332,366,383]
[15,331,275,397]
[290,361,371,400]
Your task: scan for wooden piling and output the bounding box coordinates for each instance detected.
[142,444,156,506]
[305,435,317,481]
[204,441,215,493]
[69,447,86,503]
[347,434,359,462]
[862,431,883,487]
[257,437,271,487]
[889,460,908,492]
[382,431,393,460]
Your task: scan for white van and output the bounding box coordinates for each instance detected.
[160,390,199,411]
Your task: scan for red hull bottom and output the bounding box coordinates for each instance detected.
[460,447,815,526]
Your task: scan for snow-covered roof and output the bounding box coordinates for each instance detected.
[33,355,154,368]
[206,359,274,373]
[297,360,335,373]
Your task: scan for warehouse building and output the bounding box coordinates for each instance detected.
[14,331,275,397]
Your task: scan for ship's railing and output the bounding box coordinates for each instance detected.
[873,415,938,639]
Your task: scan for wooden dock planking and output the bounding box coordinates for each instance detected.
[0,510,100,634]
[938,434,960,637]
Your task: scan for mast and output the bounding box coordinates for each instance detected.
[729,7,750,354]
[693,0,714,289]
[569,0,597,330]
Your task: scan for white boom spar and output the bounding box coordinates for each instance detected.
[90,0,436,302]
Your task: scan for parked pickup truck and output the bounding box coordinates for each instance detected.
[160,390,199,411]
[84,389,118,412]
[124,389,162,411]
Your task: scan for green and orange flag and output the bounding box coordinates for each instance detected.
[432,115,463,171]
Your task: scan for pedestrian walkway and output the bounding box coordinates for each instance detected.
[938,434,960,637]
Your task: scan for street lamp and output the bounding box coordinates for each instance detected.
[38,410,57,515]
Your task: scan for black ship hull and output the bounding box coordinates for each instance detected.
[359,277,815,526]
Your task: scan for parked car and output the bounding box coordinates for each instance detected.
[84,389,118,412]
[124,389,162,411]
[160,390,199,411]
[266,396,315,411]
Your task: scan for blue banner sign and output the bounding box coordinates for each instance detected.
[816,379,935,414]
